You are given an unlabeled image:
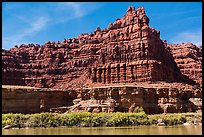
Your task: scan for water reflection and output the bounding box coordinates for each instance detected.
[2,125,202,135]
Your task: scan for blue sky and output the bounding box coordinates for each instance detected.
[2,2,202,50]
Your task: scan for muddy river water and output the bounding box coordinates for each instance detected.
[2,125,202,135]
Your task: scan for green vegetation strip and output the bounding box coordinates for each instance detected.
[2,111,201,128]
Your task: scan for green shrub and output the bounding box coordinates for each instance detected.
[2,113,28,128]
[133,106,144,113]
[164,114,187,126]
[2,112,193,128]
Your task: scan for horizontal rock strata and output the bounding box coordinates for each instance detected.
[2,6,202,114]
[50,86,202,114]
[167,43,202,90]
[2,6,197,90]
[2,86,76,113]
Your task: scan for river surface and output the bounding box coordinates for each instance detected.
[2,125,202,135]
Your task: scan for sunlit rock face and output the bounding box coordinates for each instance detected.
[167,43,202,90]
[50,86,201,114]
[2,6,200,91]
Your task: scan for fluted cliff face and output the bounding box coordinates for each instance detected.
[2,6,199,90]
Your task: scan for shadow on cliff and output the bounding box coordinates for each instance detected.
[178,73,198,86]
[163,71,198,86]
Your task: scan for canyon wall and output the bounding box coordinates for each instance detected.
[2,6,202,114]
[167,43,202,90]
[51,86,202,114]
[2,6,197,90]
[2,86,202,114]
[2,86,76,113]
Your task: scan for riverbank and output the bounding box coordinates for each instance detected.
[2,112,202,129]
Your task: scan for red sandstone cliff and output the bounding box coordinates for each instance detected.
[167,43,202,89]
[2,6,200,90]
